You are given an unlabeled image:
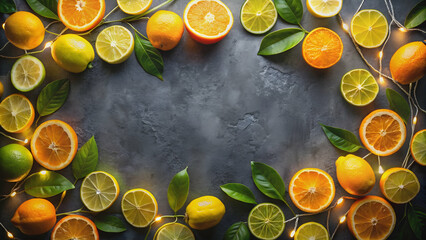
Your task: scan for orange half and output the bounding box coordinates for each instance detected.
[58,0,105,32]
[51,215,99,240]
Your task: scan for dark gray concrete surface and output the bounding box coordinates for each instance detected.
[1,0,425,239]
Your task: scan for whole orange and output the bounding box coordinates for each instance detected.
[390,41,426,85]
[4,11,45,50]
[11,198,56,235]
[146,10,184,51]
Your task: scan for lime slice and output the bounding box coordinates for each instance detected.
[351,9,388,48]
[80,171,120,212]
[380,168,420,204]
[411,130,426,166]
[155,223,195,240]
[121,188,158,228]
[295,222,329,240]
[248,203,285,240]
[95,25,135,64]
[307,0,342,18]
[240,0,277,34]
[340,69,379,106]
[11,55,45,92]
[0,94,34,133]
[117,0,152,15]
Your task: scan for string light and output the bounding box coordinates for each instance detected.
[7,231,13,239]
[378,166,384,174]
[337,197,344,205]
[24,139,29,144]
[40,170,47,175]
[44,41,53,49]
[379,76,385,84]
[155,216,162,222]
[290,230,295,238]
[342,23,349,31]
[339,216,346,224]
[399,27,407,32]
[413,116,417,125]
[378,51,383,59]
[2,23,5,30]
[10,192,16,197]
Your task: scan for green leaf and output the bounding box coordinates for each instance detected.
[320,123,363,152]
[26,0,59,20]
[274,0,303,24]
[220,183,257,204]
[37,79,70,116]
[258,28,305,55]
[134,32,164,80]
[386,88,410,124]
[405,1,426,29]
[223,222,250,240]
[0,0,16,13]
[94,215,127,233]
[394,217,417,240]
[408,204,425,239]
[251,161,286,201]
[167,167,189,213]
[72,136,98,180]
[24,171,75,198]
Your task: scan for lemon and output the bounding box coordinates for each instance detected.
[0,144,33,182]
[117,0,152,15]
[411,130,426,166]
[96,25,134,64]
[340,69,379,106]
[351,9,388,48]
[11,55,45,92]
[248,203,285,240]
[185,196,225,230]
[0,94,35,133]
[51,34,95,73]
[154,223,195,240]
[80,171,120,212]
[4,11,45,50]
[240,0,277,34]
[295,222,329,240]
[380,167,420,204]
[307,0,342,18]
[121,188,158,228]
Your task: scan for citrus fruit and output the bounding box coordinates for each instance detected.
[240,0,277,34]
[340,69,379,106]
[347,196,396,240]
[117,0,152,15]
[359,109,406,156]
[185,196,226,230]
[289,168,335,213]
[335,154,375,196]
[302,27,343,69]
[121,188,158,228]
[154,222,195,240]
[58,0,105,32]
[247,203,285,240]
[380,167,420,204]
[146,10,184,51]
[81,171,120,212]
[51,215,99,240]
[31,119,78,170]
[183,0,234,44]
[11,198,56,235]
[389,41,426,85]
[351,9,388,48]
[0,94,35,133]
[307,0,342,18]
[4,11,45,50]
[294,222,329,240]
[411,129,426,166]
[51,34,95,73]
[11,55,45,92]
[96,25,134,64]
[0,144,33,182]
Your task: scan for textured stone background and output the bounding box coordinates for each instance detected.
[1,0,425,239]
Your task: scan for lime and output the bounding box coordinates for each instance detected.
[307,0,342,18]
[411,129,426,166]
[340,69,379,106]
[0,144,33,182]
[95,25,134,64]
[380,167,420,204]
[240,0,277,34]
[0,94,35,133]
[80,171,120,212]
[155,223,195,240]
[351,9,388,48]
[295,222,329,240]
[117,0,152,15]
[11,55,45,92]
[248,203,285,240]
[121,188,158,228]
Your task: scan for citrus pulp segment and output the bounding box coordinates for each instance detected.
[380,167,420,204]
[411,129,426,165]
[117,0,152,15]
[51,215,99,240]
[340,69,379,106]
[248,203,285,240]
[0,94,34,133]
[121,188,158,228]
[307,0,342,18]
[240,0,277,34]
[58,0,105,32]
[351,9,388,48]
[295,222,329,240]
[11,55,45,92]
[81,171,120,212]
[96,25,134,64]
[155,222,195,240]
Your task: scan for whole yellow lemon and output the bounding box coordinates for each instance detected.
[185,196,225,230]
[4,11,45,50]
[146,10,184,51]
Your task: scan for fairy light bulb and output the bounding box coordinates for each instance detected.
[10,192,16,197]
[399,27,407,32]
[290,230,296,238]
[378,166,384,174]
[40,170,47,175]
[378,51,383,59]
[379,76,385,84]
[2,23,5,30]
[413,116,417,125]
[339,216,346,224]
[337,197,344,205]
[342,23,349,31]
[44,41,52,49]
[24,139,28,144]
[7,231,13,239]
[155,216,162,222]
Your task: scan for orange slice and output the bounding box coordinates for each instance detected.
[58,0,105,32]
[359,109,406,156]
[51,215,99,240]
[31,120,78,170]
[183,0,234,44]
[289,168,335,213]
[347,196,396,240]
[302,27,343,69]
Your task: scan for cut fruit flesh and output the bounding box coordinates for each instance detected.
[121,188,158,228]
[96,25,134,64]
[248,203,285,240]
[351,9,388,48]
[11,55,45,92]
[341,69,379,106]
[81,171,120,212]
[240,0,277,34]
[0,94,35,133]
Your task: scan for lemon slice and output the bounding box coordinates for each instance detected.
[240,0,277,34]
[0,94,34,133]
[154,223,195,240]
[117,0,152,15]
[351,9,388,48]
[307,0,342,18]
[340,69,379,106]
[380,168,420,204]
[80,171,120,212]
[121,188,158,228]
[95,25,134,64]
[248,203,285,240]
[295,222,329,240]
[411,130,426,166]
[11,55,45,92]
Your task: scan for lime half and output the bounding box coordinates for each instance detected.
[380,168,420,204]
[341,69,379,106]
[351,9,388,48]
[11,55,45,92]
[240,0,277,34]
[411,129,426,166]
[248,203,285,240]
[80,171,120,212]
[155,222,195,240]
[295,222,329,240]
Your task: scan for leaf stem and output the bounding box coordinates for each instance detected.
[283,200,296,216]
[297,23,309,34]
[56,208,92,216]
[126,22,149,40]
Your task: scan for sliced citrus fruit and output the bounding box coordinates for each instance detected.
[58,0,105,32]
[121,188,158,228]
[248,203,285,240]
[359,109,406,156]
[380,167,420,204]
[117,0,152,15]
[340,69,379,106]
[11,55,45,92]
[351,9,388,48]
[183,0,234,44]
[295,222,329,240]
[307,0,342,18]
[80,171,120,212]
[51,215,99,240]
[347,196,396,240]
[0,94,34,133]
[154,222,195,240]
[411,129,426,166]
[302,27,343,69]
[289,168,335,213]
[240,0,277,34]
[95,25,134,64]
[30,120,78,170]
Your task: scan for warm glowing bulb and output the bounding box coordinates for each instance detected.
[340,216,346,223]
[24,139,29,144]
[379,76,385,84]
[290,230,295,238]
[378,166,384,174]
[342,23,349,31]
[378,51,383,59]
[40,170,47,175]
[155,216,162,222]
[2,23,5,30]
[413,116,417,125]
[399,27,407,32]
[7,231,14,239]
[10,191,17,197]
[44,41,52,49]
[337,197,344,205]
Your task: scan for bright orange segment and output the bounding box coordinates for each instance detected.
[58,0,105,32]
[51,215,99,240]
